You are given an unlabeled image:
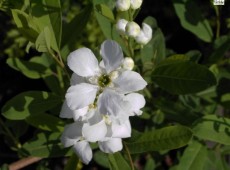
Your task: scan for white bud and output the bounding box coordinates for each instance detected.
[116,0,130,11]
[116,19,128,35]
[126,21,141,38]
[122,57,134,70]
[135,23,152,45]
[130,0,143,9]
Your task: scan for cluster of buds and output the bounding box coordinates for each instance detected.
[115,0,152,45]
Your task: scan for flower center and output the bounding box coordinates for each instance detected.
[98,74,111,87]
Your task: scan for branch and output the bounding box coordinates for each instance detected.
[9,157,42,170]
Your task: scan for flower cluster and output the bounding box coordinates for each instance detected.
[60,40,147,164]
[115,0,152,45]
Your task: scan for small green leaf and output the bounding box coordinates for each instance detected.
[141,17,166,65]
[61,5,92,48]
[95,4,114,21]
[108,152,131,170]
[94,151,110,168]
[125,125,193,154]
[21,132,72,158]
[64,154,79,170]
[193,115,230,145]
[35,26,51,53]
[152,56,217,94]
[177,141,208,170]
[6,57,51,79]
[2,91,62,120]
[26,113,65,132]
[172,0,213,42]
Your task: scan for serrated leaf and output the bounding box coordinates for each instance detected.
[125,125,193,154]
[172,0,213,42]
[2,91,62,120]
[152,56,217,94]
[108,152,131,170]
[193,115,230,145]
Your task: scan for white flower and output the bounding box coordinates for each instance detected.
[116,19,128,35]
[122,57,134,70]
[135,23,152,45]
[126,21,141,38]
[116,0,130,11]
[65,40,147,111]
[130,0,143,9]
[124,93,146,115]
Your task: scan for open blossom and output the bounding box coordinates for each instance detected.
[60,39,147,164]
[65,40,147,111]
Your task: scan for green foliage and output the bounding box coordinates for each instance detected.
[152,55,217,94]
[1,0,230,169]
[125,125,193,154]
[172,0,213,42]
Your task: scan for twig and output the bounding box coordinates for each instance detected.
[9,157,42,170]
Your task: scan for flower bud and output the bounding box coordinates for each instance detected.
[116,0,130,11]
[116,19,128,35]
[125,21,141,38]
[122,57,134,70]
[130,0,143,9]
[135,23,152,45]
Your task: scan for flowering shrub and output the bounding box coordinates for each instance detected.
[1,0,230,169]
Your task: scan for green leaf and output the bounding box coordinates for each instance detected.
[141,16,166,65]
[21,132,72,158]
[35,26,51,52]
[193,115,230,145]
[26,113,65,132]
[152,56,217,94]
[11,9,39,42]
[6,57,50,79]
[125,125,193,154]
[95,4,114,21]
[172,0,213,42]
[2,91,62,120]
[61,5,92,48]
[108,152,131,170]
[94,151,110,168]
[177,141,208,170]
[64,154,79,170]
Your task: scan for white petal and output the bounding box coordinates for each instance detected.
[73,141,92,164]
[67,48,99,77]
[66,83,98,110]
[82,119,107,142]
[99,138,123,153]
[130,0,143,9]
[135,23,152,45]
[126,21,140,38]
[114,70,147,93]
[60,100,74,119]
[116,0,130,11]
[70,73,86,85]
[98,89,131,122]
[125,93,145,115]
[111,120,131,138]
[100,40,124,73]
[72,106,89,121]
[61,121,83,147]
[116,19,128,35]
